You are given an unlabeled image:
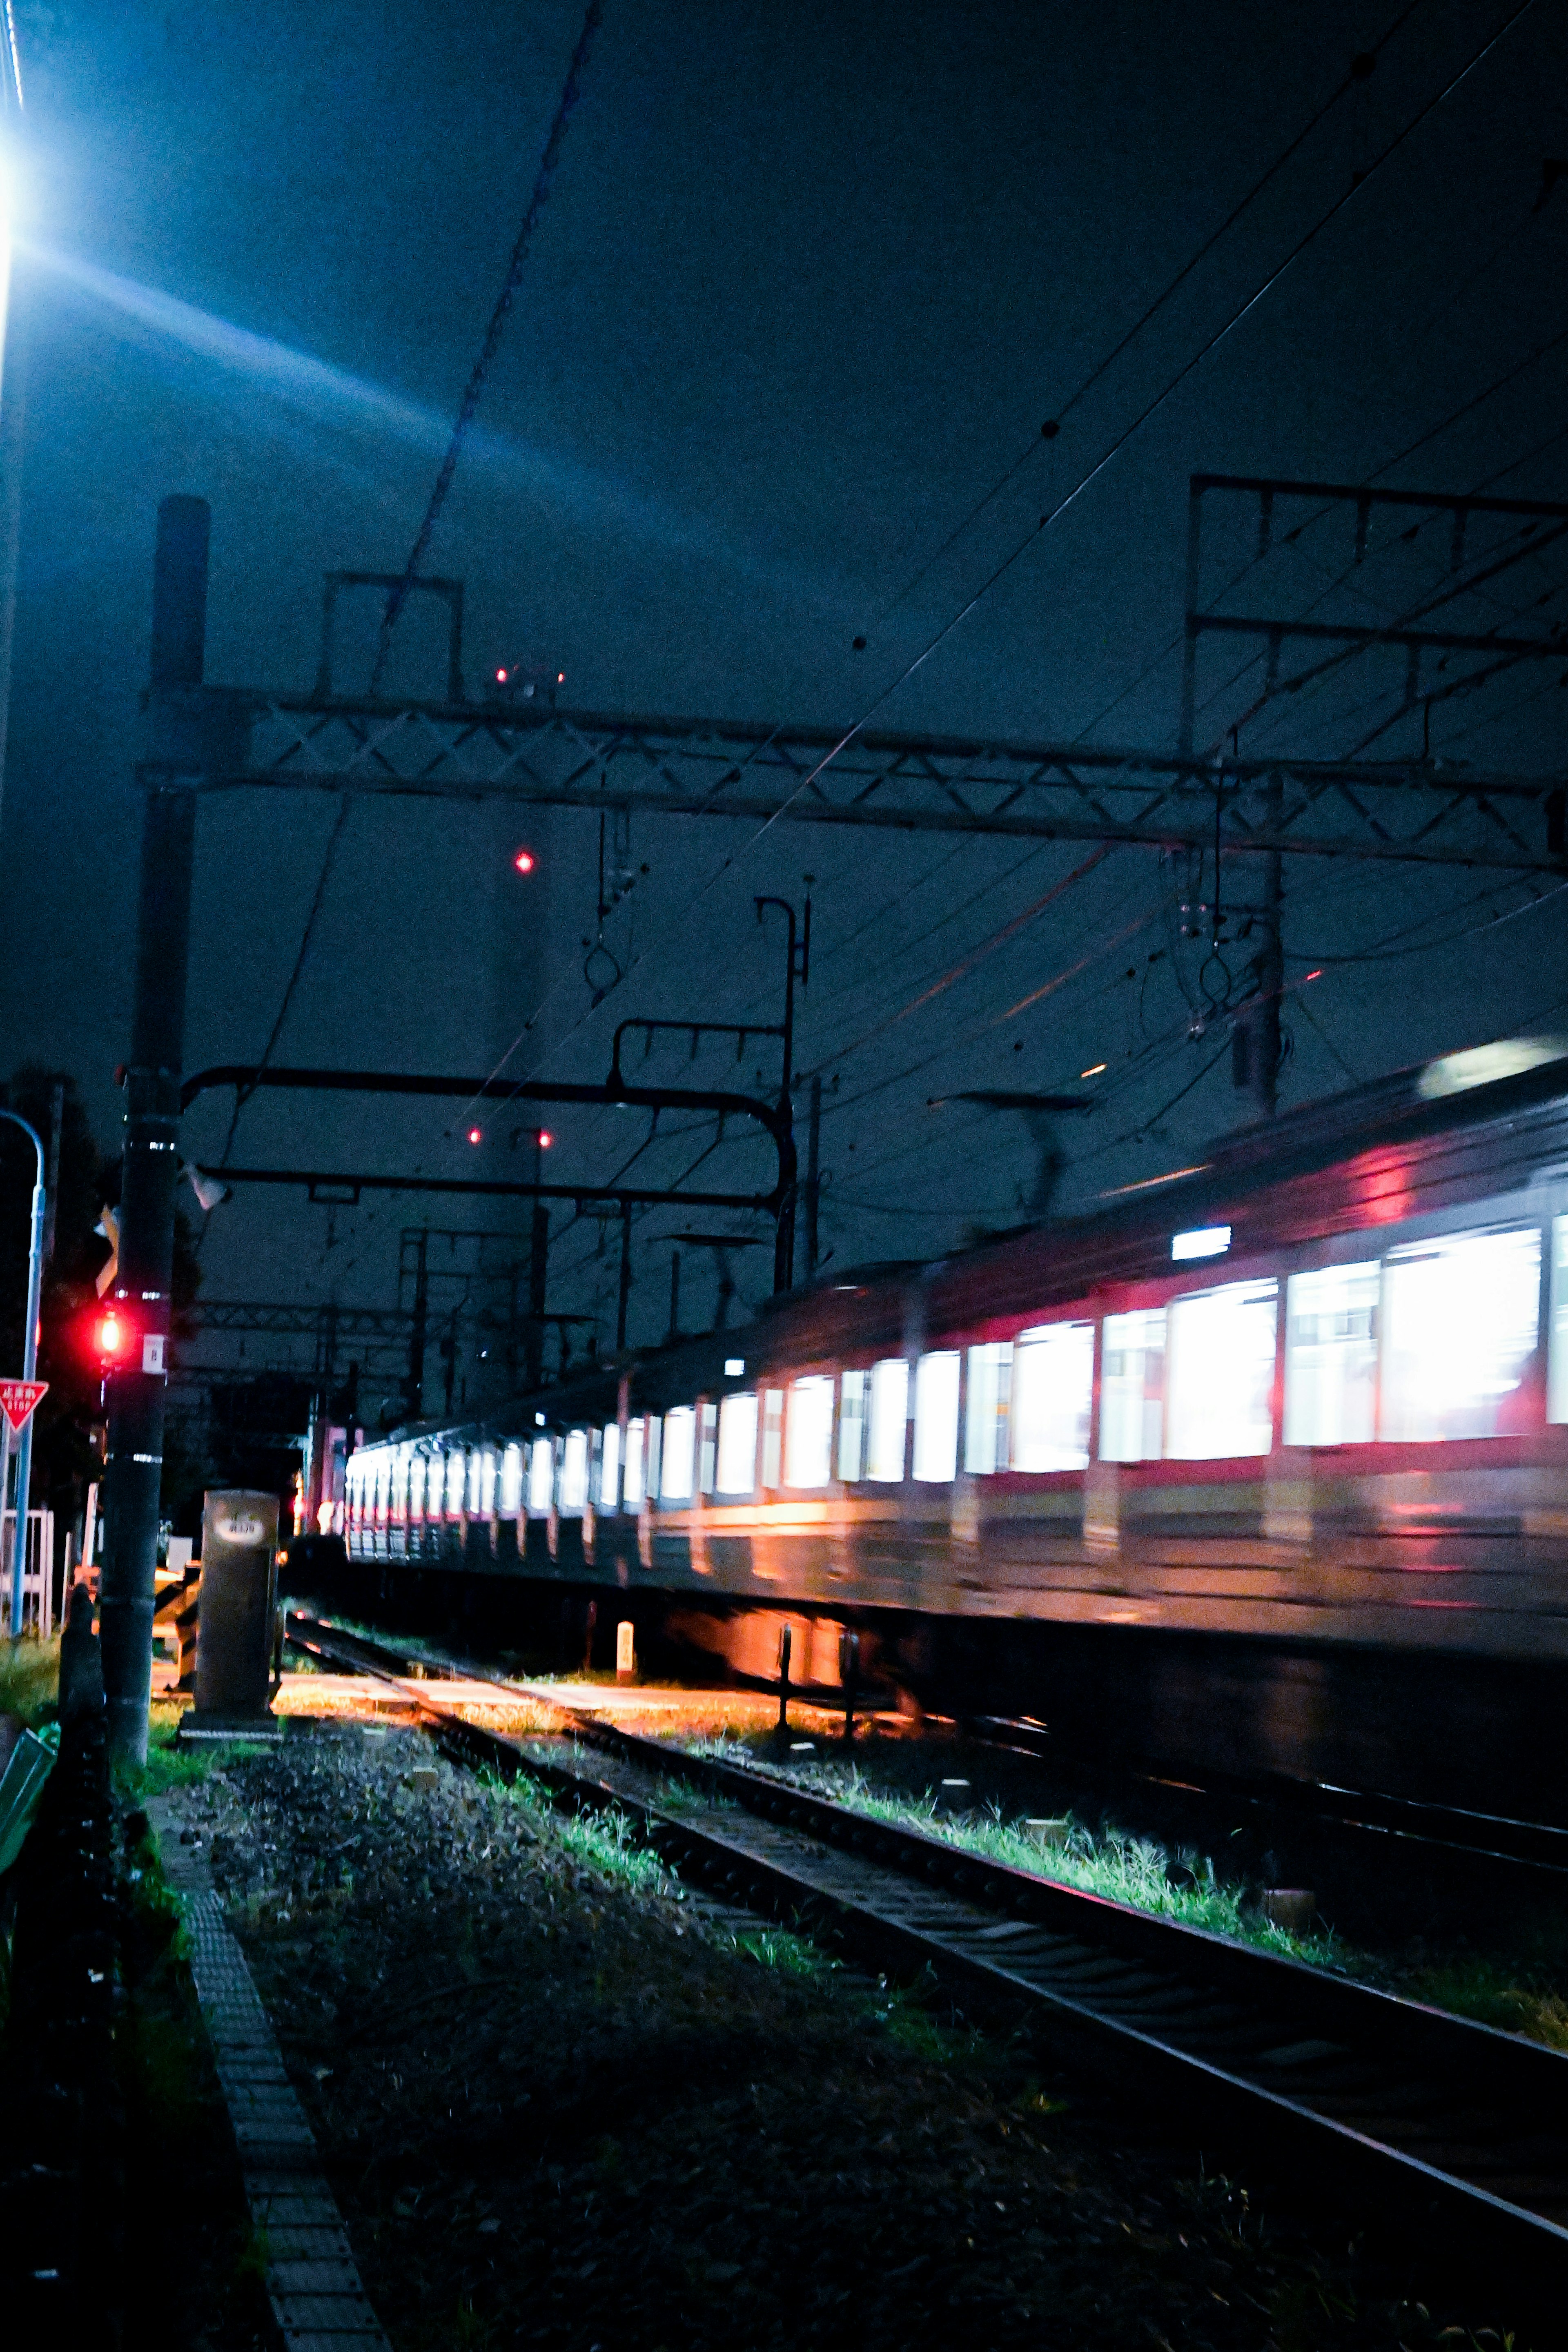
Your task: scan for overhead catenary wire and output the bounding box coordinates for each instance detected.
[857,5,1423,641]
[1077,295,1568,751]
[370,0,604,693]
[199,796,356,1256]
[458,0,1539,1157]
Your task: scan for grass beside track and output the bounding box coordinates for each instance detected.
[162,1717,1534,2348]
[288,1621,1568,2058]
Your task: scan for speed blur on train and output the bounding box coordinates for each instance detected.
[311,1033,1568,1821]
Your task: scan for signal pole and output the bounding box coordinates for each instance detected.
[101,494,207,1762]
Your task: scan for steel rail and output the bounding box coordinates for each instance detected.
[285,1612,1568,2298]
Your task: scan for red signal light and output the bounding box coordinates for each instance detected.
[98,1310,127,1359]
[513,848,536,875]
[467,1126,483,1145]
[496,667,508,684]
[538,1129,553,1149]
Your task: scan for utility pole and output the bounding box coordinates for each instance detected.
[527,1131,548,1386]
[755,890,811,1292]
[1231,791,1284,1120]
[615,1204,633,1350]
[101,493,207,1763]
[404,1228,428,1419]
[803,1073,822,1281]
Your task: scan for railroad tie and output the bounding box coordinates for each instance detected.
[149,1797,392,2352]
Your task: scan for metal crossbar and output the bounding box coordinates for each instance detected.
[176,692,1566,871]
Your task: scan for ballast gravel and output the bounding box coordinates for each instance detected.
[160,1718,1528,2352]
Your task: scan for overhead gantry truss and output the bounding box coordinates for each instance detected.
[178,690,1567,873]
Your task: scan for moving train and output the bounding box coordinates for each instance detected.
[331,1033,1568,1814]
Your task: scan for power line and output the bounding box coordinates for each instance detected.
[203,796,354,1215]
[1080,297,1568,752]
[858,9,1421,640]
[453,5,1535,1167]
[370,0,604,692]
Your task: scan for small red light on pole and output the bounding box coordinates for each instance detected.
[538,1130,553,1149]
[98,1310,125,1359]
[513,848,536,874]
[467,1126,483,1145]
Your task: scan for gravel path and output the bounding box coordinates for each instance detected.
[159,1718,1527,2352]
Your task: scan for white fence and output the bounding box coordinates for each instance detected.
[0,1509,56,1639]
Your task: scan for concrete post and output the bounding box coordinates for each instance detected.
[101,494,207,1763]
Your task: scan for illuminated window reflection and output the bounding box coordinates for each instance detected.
[1100,1309,1166,1463]
[913,1351,960,1483]
[838,1370,867,1481]
[623,1419,646,1508]
[785,1376,835,1488]
[661,1407,696,1501]
[1011,1322,1093,1472]
[1551,1216,1568,1427]
[1284,1262,1379,1447]
[599,1423,620,1509]
[527,1439,554,1514]
[1165,1280,1278,1459]
[716,1392,758,1494]
[867,1359,909,1482]
[964,1342,1012,1474]
[1380,1225,1540,1443]
[561,1429,589,1511]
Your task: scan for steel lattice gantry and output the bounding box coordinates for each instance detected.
[177,690,1568,873]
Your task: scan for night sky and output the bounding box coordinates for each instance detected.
[2,0,1567,1409]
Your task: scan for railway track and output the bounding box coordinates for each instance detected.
[284,1610,1568,2303]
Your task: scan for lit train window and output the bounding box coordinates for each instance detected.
[527,1439,554,1515]
[561,1430,590,1511]
[1165,1280,1278,1459]
[623,1419,646,1507]
[646,1415,663,1501]
[448,1452,467,1516]
[408,1455,426,1521]
[1552,1218,1568,1426]
[467,1450,484,1513]
[662,1407,696,1500]
[392,1452,409,1518]
[1284,1263,1379,1447]
[1379,1225,1541,1444]
[785,1377,835,1488]
[599,1423,621,1508]
[838,1371,867,1481]
[761,1390,784,1487]
[964,1343,1012,1474]
[1100,1310,1165,1463]
[867,1359,910,1482]
[913,1352,961,1483]
[716,1393,758,1493]
[480,1448,497,1516]
[699,1401,718,1494]
[1011,1323,1093,1472]
[500,1443,524,1516]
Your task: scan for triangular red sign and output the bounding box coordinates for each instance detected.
[0,1379,48,1434]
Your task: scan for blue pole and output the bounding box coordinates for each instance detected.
[1,1108,45,1638]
